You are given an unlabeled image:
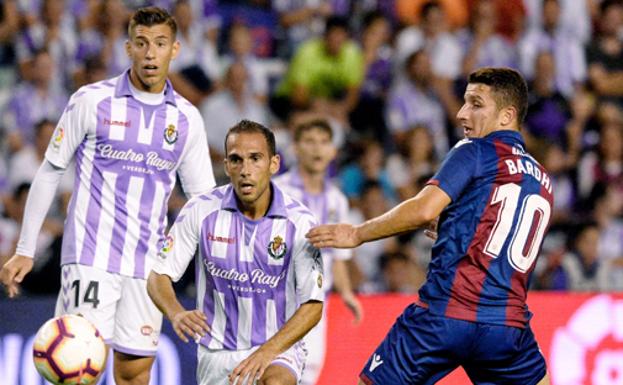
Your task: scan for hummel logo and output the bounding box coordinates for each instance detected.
[369,353,383,372]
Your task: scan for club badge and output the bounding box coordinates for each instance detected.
[268,235,287,260]
[164,124,178,144]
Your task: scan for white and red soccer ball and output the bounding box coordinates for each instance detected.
[33,314,107,385]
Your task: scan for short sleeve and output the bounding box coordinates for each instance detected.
[289,42,316,87]
[292,215,325,304]
[45,92,91,169]
[341,44,365,87]
[151,199,201,282]
[427,139,479,201]
[177,108,216,196]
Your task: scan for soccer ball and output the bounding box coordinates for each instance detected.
[33,314,107,385]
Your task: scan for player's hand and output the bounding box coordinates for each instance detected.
[306,224,361,249]
[424,217,439,241]
[170,310,210,343]
[342,293,363,324]
[0,254,34,298]
[229,346,276,385]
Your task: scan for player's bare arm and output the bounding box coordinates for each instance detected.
[0,255,34,297]
[307,185,451,248]
[146,271,210,343]
[229,301,323,385]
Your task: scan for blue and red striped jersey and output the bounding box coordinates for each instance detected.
[419,130,554,328]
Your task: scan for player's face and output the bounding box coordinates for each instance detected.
[126,23,179,93]
[295,128,336,175]
[457,83,506,139]
[225,132,280,210]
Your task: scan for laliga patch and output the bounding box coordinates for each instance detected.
[317,274,323,288]
[164,124,178,144]
[268,235,287,260]
[52,127,64,150]
[161,234,174,253]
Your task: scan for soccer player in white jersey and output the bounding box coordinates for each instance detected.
[147,120,324,385]
[0,7,215,385]
[275,118,362,385]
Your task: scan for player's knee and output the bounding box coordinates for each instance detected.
[113,368,151,385]
[113,352,154,385]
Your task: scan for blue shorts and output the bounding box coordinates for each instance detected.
[360,304,547,385]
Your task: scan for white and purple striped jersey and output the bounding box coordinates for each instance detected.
[274,169,351,291]
[152,183,324,351]
[45,70,215,279]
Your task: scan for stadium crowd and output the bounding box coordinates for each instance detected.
[0,0,622,296]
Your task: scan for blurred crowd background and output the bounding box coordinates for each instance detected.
[0,0,622,297]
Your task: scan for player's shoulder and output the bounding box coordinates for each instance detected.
[172,90,202,119]
[279,188,317,225]
[179,185,228,219]
[71,77,119,105]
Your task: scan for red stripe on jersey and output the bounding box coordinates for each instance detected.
[444,140,522,323]
[505,173,554,325]
[360,374,374,385]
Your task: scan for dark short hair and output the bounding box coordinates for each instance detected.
[468,67,528,124]
[362,10,387,30]
[421,1,442,19]
[34,119,55,136]
[128,7,177,38]
[600,0,623,14]
[293,119,333,142]
[225,120,276,156]
[325,15,349,34]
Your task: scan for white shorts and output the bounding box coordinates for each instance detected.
[197,341,308,385]
[54,263,162,356]
[300,311,327,385]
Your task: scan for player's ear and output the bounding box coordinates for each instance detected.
[125,40,131,58]
[223,159,230,177]
[328,144,337,161]
[171,40,180,60]
[500,106,516,127]
[269,154,281,175]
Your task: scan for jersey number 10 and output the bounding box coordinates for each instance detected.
[483,183,551,273]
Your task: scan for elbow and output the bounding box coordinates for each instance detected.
[146,271,159,302]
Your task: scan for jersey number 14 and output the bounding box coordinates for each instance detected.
[483,183,551,273]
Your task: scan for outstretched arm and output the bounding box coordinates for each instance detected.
[307,185,451,249]
[229,301,323,385]
[0,160,64,297]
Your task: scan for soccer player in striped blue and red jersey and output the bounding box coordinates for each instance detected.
[307,67,553,385]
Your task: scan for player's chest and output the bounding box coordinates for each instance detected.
[89,100,188,171]
[200,217,292,278]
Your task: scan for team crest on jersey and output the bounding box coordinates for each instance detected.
[268,235,287,259]
[164,124,178,144]
[52,127,64,150]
